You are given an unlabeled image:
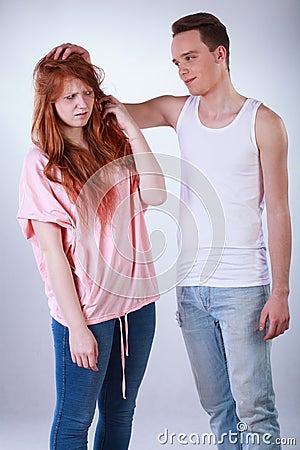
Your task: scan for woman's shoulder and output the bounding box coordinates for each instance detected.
[21,146,53,181]
[24,145,49,167]
[20,146,59,188]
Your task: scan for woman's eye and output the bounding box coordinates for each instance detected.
[85,91,93,96]
[65,95,74,100]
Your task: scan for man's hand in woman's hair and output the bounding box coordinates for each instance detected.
[46,43,91,63]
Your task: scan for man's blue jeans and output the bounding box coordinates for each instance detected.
[176,285,281,450]
[50,302,155,450]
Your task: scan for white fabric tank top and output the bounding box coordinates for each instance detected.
[176,96,270,287]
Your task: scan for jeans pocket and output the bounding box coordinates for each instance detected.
[175,310,182,327]
[262,283,270,301]
[175,286,186,327]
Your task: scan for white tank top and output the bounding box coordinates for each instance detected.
[176,96,270,287]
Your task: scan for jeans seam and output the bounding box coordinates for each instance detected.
[52,325,67,450]
[98,379,108,450]
[216,320,233,399]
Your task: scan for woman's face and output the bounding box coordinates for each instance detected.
[54,77,95,131]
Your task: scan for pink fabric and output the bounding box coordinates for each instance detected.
[17,147,159,326]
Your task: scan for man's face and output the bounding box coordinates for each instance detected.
[171,29,221,96]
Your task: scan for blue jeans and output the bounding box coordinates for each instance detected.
[50,302,155,450]
[176,285,281,450]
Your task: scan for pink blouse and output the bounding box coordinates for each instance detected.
[17,147,159,327]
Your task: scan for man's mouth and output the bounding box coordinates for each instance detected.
[184,77,196,86]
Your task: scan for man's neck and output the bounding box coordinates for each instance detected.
[198,81,246,128]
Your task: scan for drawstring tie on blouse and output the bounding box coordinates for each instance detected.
[118,314,129,399]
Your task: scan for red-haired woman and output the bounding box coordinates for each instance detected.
[17,53,166,450]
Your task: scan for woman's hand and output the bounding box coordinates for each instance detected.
[69,325,99,371]
[46,43,91,63]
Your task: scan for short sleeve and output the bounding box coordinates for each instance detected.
[17,147,74,240]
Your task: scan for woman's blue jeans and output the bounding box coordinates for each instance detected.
[50,302,155,450]
[176,285,281,450]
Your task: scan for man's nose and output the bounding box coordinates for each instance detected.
[179,63,188,77]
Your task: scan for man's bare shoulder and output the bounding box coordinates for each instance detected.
[147,95,188,128]
[256,104,287,152]
[256,103,285,127]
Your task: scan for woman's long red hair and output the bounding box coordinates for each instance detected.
[31,53,138,224]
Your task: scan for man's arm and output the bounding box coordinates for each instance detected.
[125,95,187,129]
[256,105,291,340]
[45,43,188,130]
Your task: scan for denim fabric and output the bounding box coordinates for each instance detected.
[176,285,281,450]
[50,302,155,450]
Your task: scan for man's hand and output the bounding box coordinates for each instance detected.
[99,95,139,136]
[46,43,91,63]
[259,293,290,340]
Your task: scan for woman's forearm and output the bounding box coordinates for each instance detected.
[126,123,167,206]
[31,220,86,330]
[102,96,167,206]
[31,220,99,370]
[44,247,87,330]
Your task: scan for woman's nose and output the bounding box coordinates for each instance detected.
[77,95,87,108]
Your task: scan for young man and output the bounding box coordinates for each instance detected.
[50,11,291,449]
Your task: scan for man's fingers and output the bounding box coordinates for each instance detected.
[264,322,277,340]
[264,317,290,341]
[45,43,71,60]
[259,308,267,332]
[45,48,56,60]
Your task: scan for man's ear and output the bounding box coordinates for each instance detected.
[214,45,227,64]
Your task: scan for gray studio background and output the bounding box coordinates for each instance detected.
[1,0,299,449]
